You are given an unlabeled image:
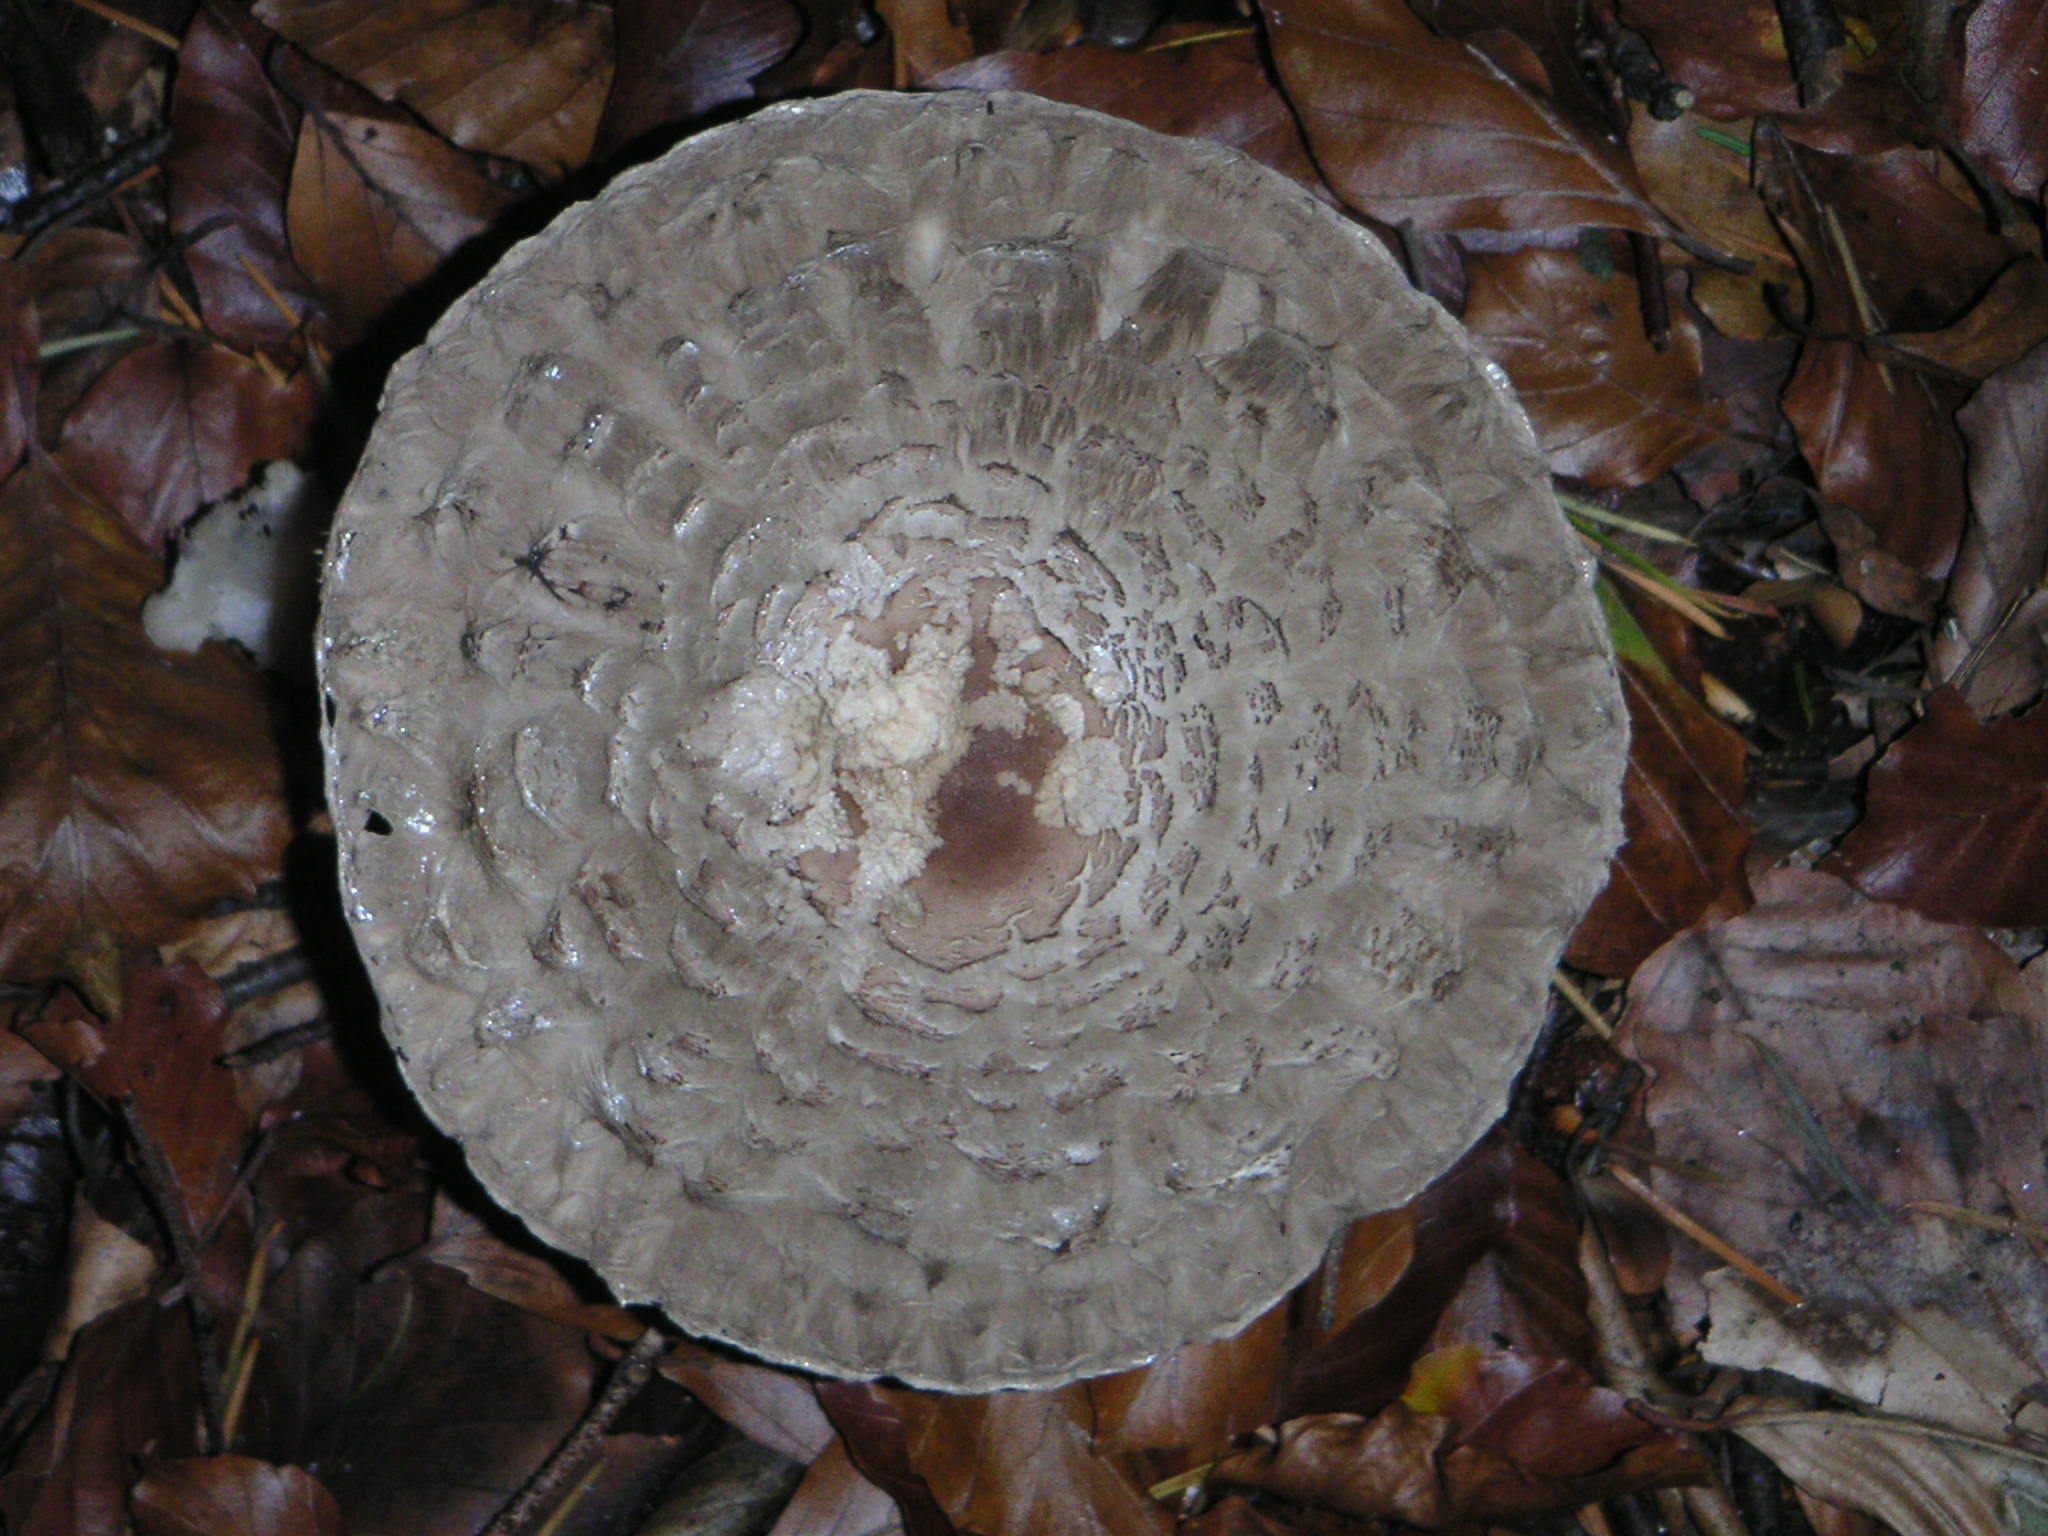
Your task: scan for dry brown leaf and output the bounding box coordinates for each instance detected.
[130,1456,343,1536]
[1461,248,1727,487]
[1733,1410,2048,1536]
[1758,132,1971,619]
[253,1232,596,1535]
[0,451,290,985]
[931,28,1325,192]
[1622,867,2048,1436]
[19,958,252,1237]
[1215,1348,1704,1527]
[1828,687,2048,927]
[252,0,615,178]
[1929,339,2048,714]
[0,1300,202,1536]
[1950,0,2048,203]
[57,339,318,551]
[1260,0,1673,235]
[1286,1131,1593,1421]
[1627,112,1797,285]
[1622,0,1938,156]
[417,1193,642,1341]
[905,1387,1171,1536]
[165,1,322,354]
[821,1381,1171,1536]
[657,1344,835,1463]
[1086,1299,1289,1458]
[286,107,515,342]
[766,1438,906,1536]
[877,0,976,83]
[1886,259,2048,383]
[1565,585,1749,978]
[595,0,802,156]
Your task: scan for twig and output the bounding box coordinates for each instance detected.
[1776,0,1847,107]
[61,0,180,49]
[1629,232,1670,351]
[479,1325,671,1536]
[1602,1164,1804,1307]
[0,126,170,239]
[121,1099,227,1452]
[217,949,316,1014]
[1552,969,1614,1040]
[1600,24,1694,120]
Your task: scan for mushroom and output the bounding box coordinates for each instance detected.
[319,91,1627,1392]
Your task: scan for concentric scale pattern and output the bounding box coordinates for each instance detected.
[320,91,1627,1391]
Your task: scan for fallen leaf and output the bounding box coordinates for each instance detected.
[595,0,802,156]
[875,0,975,83]
[1260,0,1673,235]
[0,1300,202,1536]
[1789,143,2022,335]
[251,1207,597,1536]
[764,1437,904,1536]
[1564,583,1749,979]
[1885,258,2048,383]
[815,1382,955,1536]
[1929,339,2048,714]
[46,1196,159,1362]
[1827,687,2048,927]
[1216,1349,1703,1526]
[57,339,318,550]
[1626,111,1798,286]
[1759,130,1971,617]
[252,0,615,178]
[1086,1298,1290,1458]
[1622,0,1938,156]
[19,956,252,1237]
[1461,246,1728,487]
[931,28,1325,193]
[164,1,321,354]
[1949,0,2048,202]
[1407,0,1629,153]
[1733,1409,2048,1536]
[1621,867,2048,1436]
[658,1343,836,1462]
[889,1386,1172,1536]
[1286,1131,1592,1420]
[130,1456,343,1536]
[0,450,290,984]
[417,1193,641,1342]
[286,104,516,342]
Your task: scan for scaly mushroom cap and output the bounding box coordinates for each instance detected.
[320,91,1627,1391]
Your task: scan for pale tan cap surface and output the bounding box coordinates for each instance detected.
[319,90,1627,1391]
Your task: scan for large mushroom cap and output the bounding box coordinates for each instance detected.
[320,90,1627,1391]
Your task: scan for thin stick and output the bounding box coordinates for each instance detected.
[121,1100,227,1452]
[1603,1164,1804,1308]
[480,1325,670,1536]
[63,0,180,48]
[1551,969,1614,1040]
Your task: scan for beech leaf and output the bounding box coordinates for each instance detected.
[1461,247,1728,488]
[285,107,515,343]
[1259,0,1673,235]
[1622,868,2048,1436]
[932,30,1326,192]
[1564,584,1749,978]
[0,452,290,984]
[1951,0,2048,204]
[130,1456,343,1536]
[251,0,615,178]
[1828,687,2048,928]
